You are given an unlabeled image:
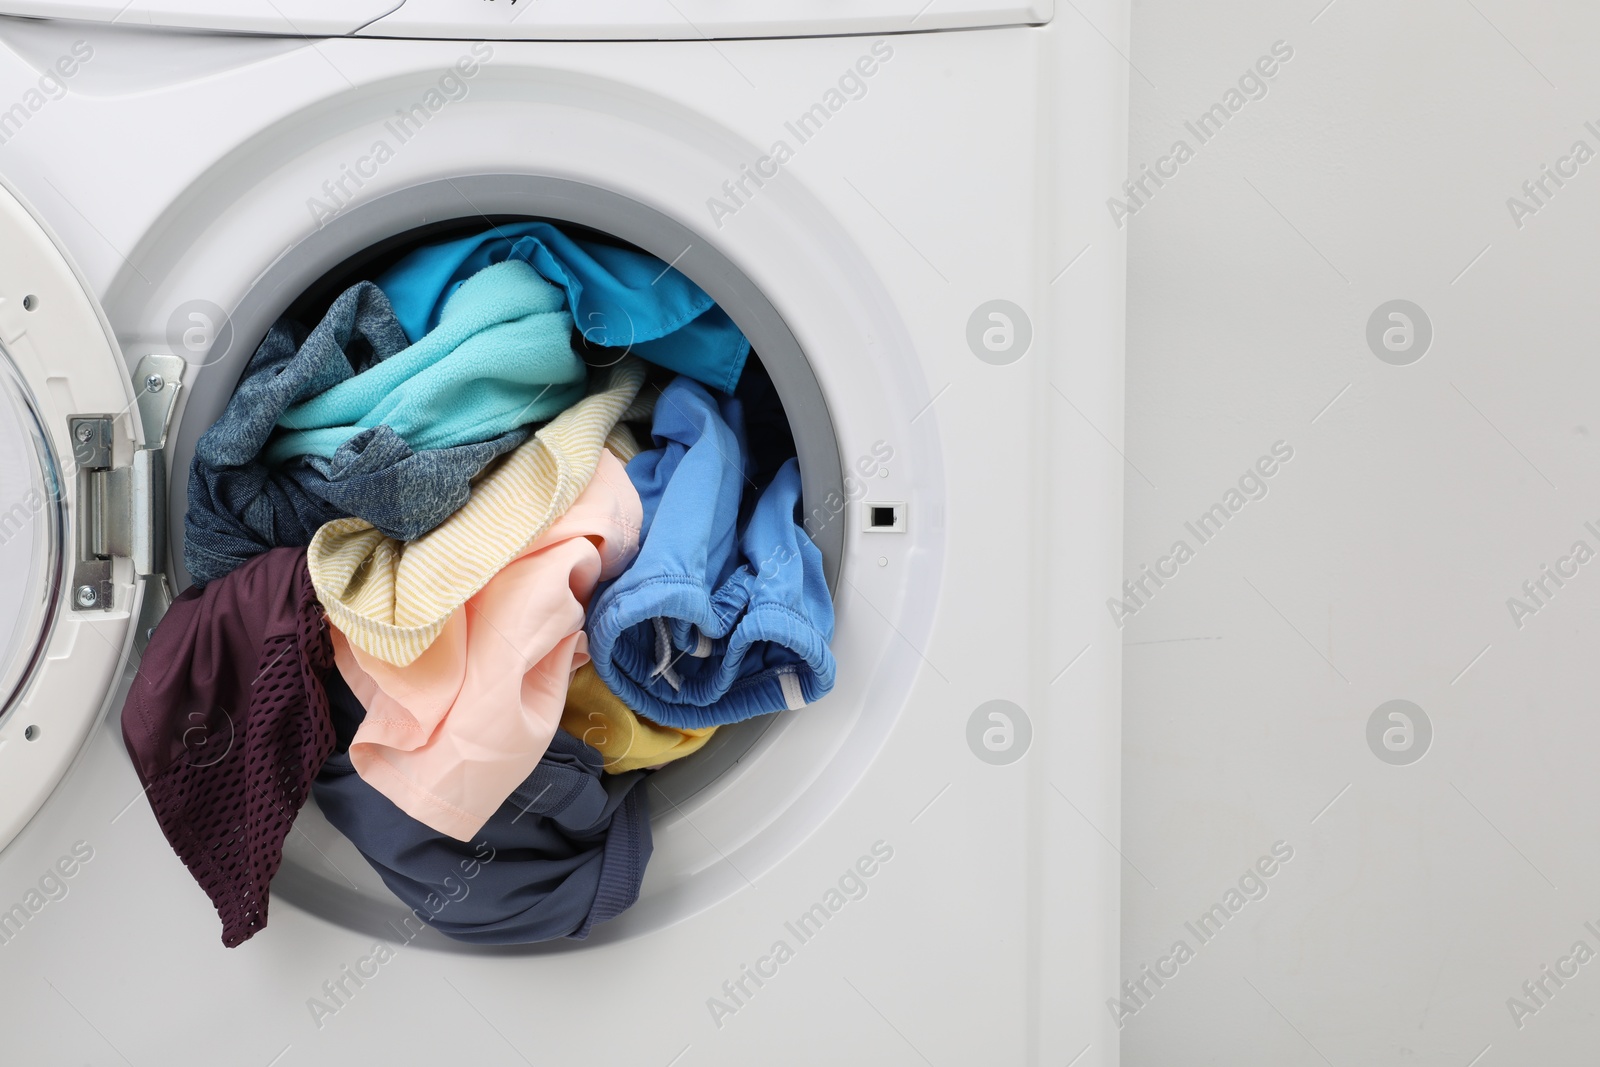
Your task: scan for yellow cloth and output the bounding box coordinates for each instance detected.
[561,664,715,774]
[308,359,648,667]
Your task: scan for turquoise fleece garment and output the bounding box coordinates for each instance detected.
[265,260,586,463]
[377,221,750,395]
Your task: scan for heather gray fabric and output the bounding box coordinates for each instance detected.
[183,281,527,586]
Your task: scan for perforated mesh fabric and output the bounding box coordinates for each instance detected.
[123,548,335,947]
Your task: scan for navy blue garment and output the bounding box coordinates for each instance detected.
[734,355,797,498]
[314,672,652,945]
[586,377,836,729]
[184,282,528,587]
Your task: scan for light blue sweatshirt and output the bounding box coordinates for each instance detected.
[266,260,586,462]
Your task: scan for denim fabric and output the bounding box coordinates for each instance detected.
[377,221,750,394]
[586,378,836,729]
[267,260,585,461]
[315,673,652,945]
[183,282,527,587]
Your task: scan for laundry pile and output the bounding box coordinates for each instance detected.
[121,224,838,948]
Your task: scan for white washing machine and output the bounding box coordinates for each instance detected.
[0,5,1125,1064]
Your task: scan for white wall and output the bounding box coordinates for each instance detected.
[1121,1,1600,1062]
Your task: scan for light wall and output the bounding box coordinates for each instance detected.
[1122,1,1600,1062]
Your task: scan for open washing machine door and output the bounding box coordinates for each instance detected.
[0,177,182,855]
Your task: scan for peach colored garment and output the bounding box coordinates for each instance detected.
[335,449,642,841]
[310,359,647,667]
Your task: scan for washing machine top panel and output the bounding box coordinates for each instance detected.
[0,0,1052,38]
[0,176,150,860]
[0,0,398,36]
[356,0,1053,39]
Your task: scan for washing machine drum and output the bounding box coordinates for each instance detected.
[0,173,882,950]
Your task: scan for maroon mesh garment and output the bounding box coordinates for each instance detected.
[121,547,335,947]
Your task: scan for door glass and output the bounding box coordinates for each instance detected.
[0,343,63,726]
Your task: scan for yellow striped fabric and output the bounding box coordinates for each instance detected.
[307,358,648,667]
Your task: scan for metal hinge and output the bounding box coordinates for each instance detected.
[68,353,183,611]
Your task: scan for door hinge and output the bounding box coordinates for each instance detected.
[68,353,183,612]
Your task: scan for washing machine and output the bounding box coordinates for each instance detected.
[0,4,1126,1064]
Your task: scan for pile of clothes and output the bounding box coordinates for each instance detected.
[120,223,838,948]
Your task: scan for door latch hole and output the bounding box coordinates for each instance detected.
[23,725,39,741]
[863,503,906,532]
[21,294,37,312]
